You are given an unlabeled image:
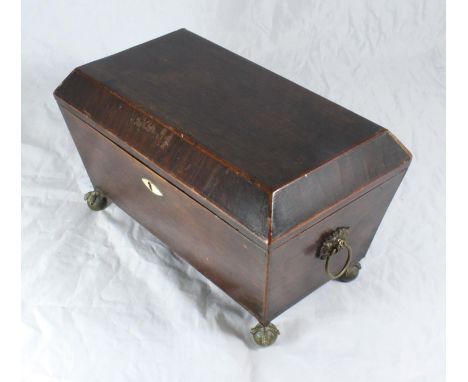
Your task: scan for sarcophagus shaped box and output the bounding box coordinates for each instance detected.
[54,29,411,346]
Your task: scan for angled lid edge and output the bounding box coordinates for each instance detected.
[271,129,412,244]
[54,69,271,247]
[53,29,412,249]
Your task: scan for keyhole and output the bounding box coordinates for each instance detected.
[141,177,163,196]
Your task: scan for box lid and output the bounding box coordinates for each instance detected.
[54,29,411,249]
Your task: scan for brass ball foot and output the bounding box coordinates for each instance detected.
[84,189,108,211]
[250,322,280,346]
[336,262,361,283]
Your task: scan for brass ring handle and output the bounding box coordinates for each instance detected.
[319,227,353,280]
[324,241,352,279]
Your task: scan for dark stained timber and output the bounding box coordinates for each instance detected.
[54,28,412,339]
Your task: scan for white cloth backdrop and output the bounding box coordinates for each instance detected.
[22,1,445,381]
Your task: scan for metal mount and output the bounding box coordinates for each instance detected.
[84,188,108,211]
[250,322,280,346]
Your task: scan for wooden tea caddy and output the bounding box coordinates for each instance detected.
[54,29,411,346]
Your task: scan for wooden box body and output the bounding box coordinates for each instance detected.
[54,29,411,324]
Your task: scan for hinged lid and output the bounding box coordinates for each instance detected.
[54,29,411,249]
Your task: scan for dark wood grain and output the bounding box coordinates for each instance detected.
[54,29,411,244]
[54,29,413,326]
[266,171,407,322]
[62,103,409,323]
[272,131,410,241]
[78,29,384,189]
[55,76,270,247]
[61,107,268,322]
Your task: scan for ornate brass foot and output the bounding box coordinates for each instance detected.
[250,322,280,346]
[84,188,108,211]
[336,262,361,283]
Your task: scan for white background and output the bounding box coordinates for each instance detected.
[22,1,445,381]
